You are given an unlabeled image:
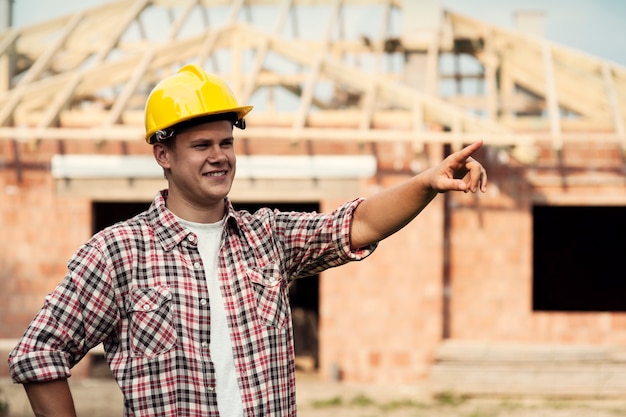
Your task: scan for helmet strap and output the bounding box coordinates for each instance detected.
[154,128,175,143]
[234,119,246,130]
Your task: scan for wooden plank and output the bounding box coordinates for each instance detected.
[0,11,86,126]
[0,28,19,56]
[103,52,155,127]
[239,0,294,102]
[103,0,199,127]
[602,61,626,150]
[36,0,155,131]
[0,29,18,95]
[0,125,533,146]
[269,41,506,134]
[1,0,622,155]
[482,29,498,121]
[425,21,440,97]
[542,41,562,150]
[356,0,389,132]
[431,341,626,397]
[501,47,607,119]
[293,0,342,132]
[500,117,614,133]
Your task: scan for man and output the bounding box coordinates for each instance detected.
[8,64,487,416]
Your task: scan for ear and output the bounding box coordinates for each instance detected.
[153,143,172,169]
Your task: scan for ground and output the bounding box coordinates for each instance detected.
[2,372,625,416]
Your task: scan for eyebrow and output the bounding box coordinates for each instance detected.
[188,136,234,145]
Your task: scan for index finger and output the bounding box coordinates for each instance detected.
[453,140,483,161]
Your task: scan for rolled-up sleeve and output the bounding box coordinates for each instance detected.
[330,197,377,261]
[8,303,77,382]
[8,243,119,383]
[272,198,377,279]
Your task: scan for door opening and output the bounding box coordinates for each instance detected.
[234,201,320,371]
[533,205,626,312]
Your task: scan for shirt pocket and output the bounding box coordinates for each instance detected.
[126,286,177,358]
[247,264,289,329]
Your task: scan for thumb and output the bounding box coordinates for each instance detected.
[434,177,469,193]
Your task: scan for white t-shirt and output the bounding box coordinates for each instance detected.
[178,216,244,417]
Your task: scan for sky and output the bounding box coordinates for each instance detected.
[7,0,626,67]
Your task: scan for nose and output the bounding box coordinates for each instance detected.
[207,144,227,163]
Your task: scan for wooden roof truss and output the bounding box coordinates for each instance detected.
[0,0,624,162]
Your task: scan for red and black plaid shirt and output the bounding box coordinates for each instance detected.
[9,190,375,416]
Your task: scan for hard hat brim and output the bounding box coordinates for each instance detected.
[145,105,253,144]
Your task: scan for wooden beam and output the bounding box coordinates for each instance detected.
[103,0,199,127]
[104,52,155,127]
[602,61,626,150]
[36,0,155,131]
[357,0,390,132]
[425,24,440,97]
[0,11,86,126]
[6,102,510,135]
[292,0,343,131]
[502,116,614,133]
[255,23,507,135]
[482,29,498,121]
[0,29,18,95]
[3,0,623,156]
[239,0,293,102]
[498,47,607,119]
[542,42,562,150]
[196,1,245,67]
[0,125,533,146]
[0,28,19,57]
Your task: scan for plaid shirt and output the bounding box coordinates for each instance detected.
[9,190,375,416]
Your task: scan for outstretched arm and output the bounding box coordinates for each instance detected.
[350,141,487,249]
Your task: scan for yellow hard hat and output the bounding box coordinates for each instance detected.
[144,64,253,144]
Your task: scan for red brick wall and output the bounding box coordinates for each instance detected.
[449,188,534,341]
[4,139,626,385]
[1,168,91,338]
[450,186,626,346]
[449,143,626,348]
[318,143,449,384]
[319,172,446,384]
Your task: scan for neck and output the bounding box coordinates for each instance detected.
[165,192,226,224]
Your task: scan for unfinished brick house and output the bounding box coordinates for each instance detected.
[1,0,625,396]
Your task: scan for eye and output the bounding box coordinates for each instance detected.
[221,139,234,148]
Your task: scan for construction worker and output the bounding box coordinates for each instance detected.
[8,64,487,417]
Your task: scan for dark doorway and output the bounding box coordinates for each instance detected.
[234,201,320,370]
[92,201,150,233]
[91,201,151,378]
[533,205,626,312]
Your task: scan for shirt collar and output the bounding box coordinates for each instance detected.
[148,190,241,251]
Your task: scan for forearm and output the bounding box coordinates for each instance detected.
[24,379,77,417]
[350,168,438,249]
[349,141,488,249]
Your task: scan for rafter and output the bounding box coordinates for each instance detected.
[0,0,623,156]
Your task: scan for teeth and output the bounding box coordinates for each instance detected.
[206,171,225,177]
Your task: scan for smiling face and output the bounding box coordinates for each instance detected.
[153,119,236,223]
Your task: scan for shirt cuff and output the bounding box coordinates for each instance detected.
[8,349,72,383]
[337,198,378,261]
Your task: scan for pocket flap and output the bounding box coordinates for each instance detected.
[127,286,172,312]
[247,263,282,287]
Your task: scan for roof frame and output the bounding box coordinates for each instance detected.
[0,0,622,161]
